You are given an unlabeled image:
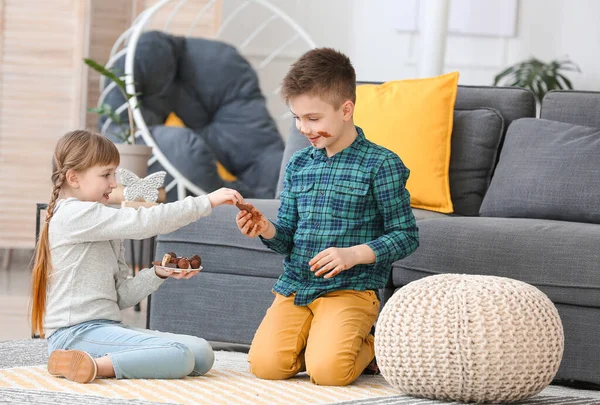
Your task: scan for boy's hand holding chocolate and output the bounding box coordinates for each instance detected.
[235,202,254,212]
[235,202,271,238]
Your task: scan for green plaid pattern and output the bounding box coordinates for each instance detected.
[261,127,419,306]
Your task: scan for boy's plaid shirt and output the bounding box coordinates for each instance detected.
[261,127,419,306]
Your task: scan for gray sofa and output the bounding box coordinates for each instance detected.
[149,86,600,385]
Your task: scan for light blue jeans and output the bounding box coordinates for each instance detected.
[47,320,214,379]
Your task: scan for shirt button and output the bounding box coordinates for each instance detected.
[319,191,324,196]
[314,222,319,228]
[327,160,332,165]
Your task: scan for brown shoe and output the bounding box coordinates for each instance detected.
[48,349,97,383]
[362,357,380,375]
[362,326,380,376]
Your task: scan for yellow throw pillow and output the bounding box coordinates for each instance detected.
[354,71,459,213]
[164,112,237,182]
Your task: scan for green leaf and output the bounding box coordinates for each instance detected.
[556,73,574,89]
[534,80,546,104]
[493,57,579,100]
[84,57,142,144]
[84,58,128,94]
[494,66,516,85]
[542,75,561,91]
[557,60,581,72]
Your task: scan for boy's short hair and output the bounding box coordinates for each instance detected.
[281,48,356,109]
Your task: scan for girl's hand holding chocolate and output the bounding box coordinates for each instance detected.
[154,266,199,279]
[207,187,244,208]
[153,252,202,279]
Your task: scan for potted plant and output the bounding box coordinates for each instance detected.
[84,58,152,179]
[493,57,580,105]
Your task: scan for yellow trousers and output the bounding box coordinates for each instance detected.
[248,290,380,386]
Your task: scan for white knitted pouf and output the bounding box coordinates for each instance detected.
[375,274,564,403]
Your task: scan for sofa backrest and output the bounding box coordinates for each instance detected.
[540,90,600,128]
[276,85,536,216]
[454,85,535,130]
[478,89,600,224]
[479,117,600,224]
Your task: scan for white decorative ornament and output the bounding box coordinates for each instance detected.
[120,168,166,202]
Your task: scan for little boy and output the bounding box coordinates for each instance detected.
[236,48,419,386]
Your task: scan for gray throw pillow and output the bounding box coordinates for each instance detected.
[450,108,504,215]
[480,118,600,223]
[276,122,311,197]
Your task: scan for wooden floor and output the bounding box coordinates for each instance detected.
[0,249,146,341]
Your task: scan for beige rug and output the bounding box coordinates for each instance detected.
[0,350,397,405]
[1,341,599,404]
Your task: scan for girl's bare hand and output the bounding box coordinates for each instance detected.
[155,267,200,279]
[207,188,244,208]
[169,270,200,280]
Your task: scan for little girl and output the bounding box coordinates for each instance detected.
[31,130,245,383]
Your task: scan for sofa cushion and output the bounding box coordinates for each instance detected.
[541,90,600,128]
[145,126,228,202]
[165,112,237,182]
[277,122,311,197]
[392,217,600,308]
[479,118,600,223]
[450,108,503,215]
[455,86,535,132]
[354,72,459,213]
[412,208,448,220]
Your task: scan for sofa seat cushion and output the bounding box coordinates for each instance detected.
[156,199,284,279]
[412,208,448,220]
[392,217,600,308]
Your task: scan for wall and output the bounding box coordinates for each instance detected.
[347,0,595,89]
[0,0,220,249]
[237,0,597,93]
[0,0,88,249]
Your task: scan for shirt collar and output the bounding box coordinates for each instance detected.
[310,126,366,160]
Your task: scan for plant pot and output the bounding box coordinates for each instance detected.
[115,143,153,182]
